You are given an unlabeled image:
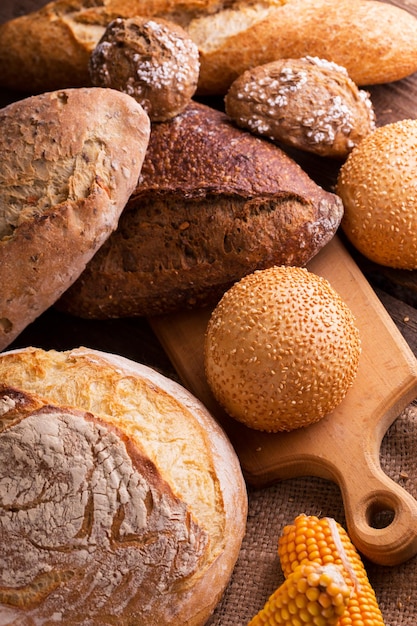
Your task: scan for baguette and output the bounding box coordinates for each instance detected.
[0,87,150,351]
[0,0,237,93]
[1,0,417,95]
[190,0,417,94]
[0,346,247,625]
[57,101,343,319]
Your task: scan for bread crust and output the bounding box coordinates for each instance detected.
[0,346,248,625]
[224,56,376,158]
[0,0,238,93]
[89,16,200,121]
[57,101,343,319]
[0,87,150,351]
[190,0,417,94]
[1,0,417,94]
[336,119,417,269]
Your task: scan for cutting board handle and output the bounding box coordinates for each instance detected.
[340,459,417,566]
[286,401,417,564]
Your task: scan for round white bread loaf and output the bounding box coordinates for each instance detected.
[0,87,150,352]
[0,346,247,625]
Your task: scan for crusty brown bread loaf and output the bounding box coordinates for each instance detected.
[57,101,343,319]
[189,0,417,94]
[0,0,234,93]
[0,346,247,626]
[0,87,150,351]
[1,0,417,95]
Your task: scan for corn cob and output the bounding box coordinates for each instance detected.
[278,514,385,626]
[248,561,351,626]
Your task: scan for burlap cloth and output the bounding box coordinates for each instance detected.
[207,402,417,625]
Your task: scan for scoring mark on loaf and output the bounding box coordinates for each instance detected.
[0,399,208,619]
[187,3,278,53]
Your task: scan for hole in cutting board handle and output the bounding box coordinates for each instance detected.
[366,499,396,529]
[348,487,417,565]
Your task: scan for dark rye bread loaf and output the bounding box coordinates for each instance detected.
[57,101,343,319]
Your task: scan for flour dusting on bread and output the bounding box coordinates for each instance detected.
[90,17,199,120]
[225,56,375,157]
[0,347,248,625]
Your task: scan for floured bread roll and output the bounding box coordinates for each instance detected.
[225,56,376,158]
[89,17,200,121]
[0,87,150,351]
[0,346,247,626]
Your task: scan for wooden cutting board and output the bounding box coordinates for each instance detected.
[150,235,417,566]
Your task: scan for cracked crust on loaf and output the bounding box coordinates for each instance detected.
[0,87,150,351]
[0,346,248,626]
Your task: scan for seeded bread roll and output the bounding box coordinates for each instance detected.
[336,119,417,269]
[0,87,150,351]
[0,346,247,626]
[225,56,376,159]
[89,17,200,121]
[57,101,344,319]
[1,0,417,95]
[204,266,361,432]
